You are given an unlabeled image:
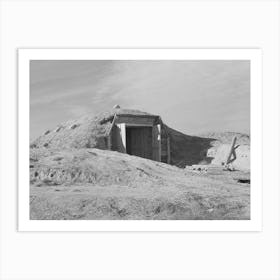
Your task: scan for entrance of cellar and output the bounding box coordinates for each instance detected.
[125,127,152,160]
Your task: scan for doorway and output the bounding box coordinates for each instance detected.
[126,126,152,159]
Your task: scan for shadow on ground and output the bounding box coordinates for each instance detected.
[166,125,216,167]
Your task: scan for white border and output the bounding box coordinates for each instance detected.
[18,49,262,232]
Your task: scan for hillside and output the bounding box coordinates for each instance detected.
[30,148,250,220]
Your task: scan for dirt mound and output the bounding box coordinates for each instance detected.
[30,109,250,169]
[30,148,165,188]
[30,108,222,167]
[30,148,250,220]
[30,108,152,150]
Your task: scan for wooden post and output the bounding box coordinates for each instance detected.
[167,136,171,164]
[157,124,161,162]
[226,136,237,164]
[107,134,112,150]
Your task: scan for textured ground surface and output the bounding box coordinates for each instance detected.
[30,148,250,220]
[30,110,250,220]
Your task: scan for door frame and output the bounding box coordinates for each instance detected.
[116,123,161,161]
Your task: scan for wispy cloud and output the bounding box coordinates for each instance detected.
[30,60,250,139]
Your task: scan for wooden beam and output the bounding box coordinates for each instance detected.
[107,134,112,150]
[107,113,117,136]
[167,136,171,164]
[115,116,156,126]
[157,124,161,161]
[116,113,159,118]
[226,136,237,165]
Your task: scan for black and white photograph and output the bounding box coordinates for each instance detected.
[2,1,280,280]
[28,57,251,221]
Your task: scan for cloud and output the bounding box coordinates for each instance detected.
[30,60,250,139]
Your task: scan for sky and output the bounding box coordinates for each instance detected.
[30,60,250,140]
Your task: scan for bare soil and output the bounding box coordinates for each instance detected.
[30,148,250,220]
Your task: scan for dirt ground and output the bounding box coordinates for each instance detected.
[30,148,250,220]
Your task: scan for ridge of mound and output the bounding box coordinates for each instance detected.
[197,131,250,145]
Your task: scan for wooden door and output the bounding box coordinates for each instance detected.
[126,127,152,159]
